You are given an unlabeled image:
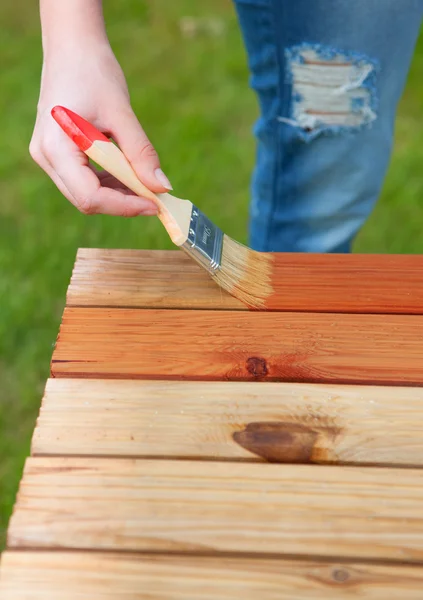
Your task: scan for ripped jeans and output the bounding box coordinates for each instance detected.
[233,0,423,252]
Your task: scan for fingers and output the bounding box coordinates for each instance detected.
[89,165,138,193]
[108,108,173,194]
[54,151,158,216]
[30,102,170,217]
[30,136,158,217]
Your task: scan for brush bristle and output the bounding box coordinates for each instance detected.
[210,235,274,309]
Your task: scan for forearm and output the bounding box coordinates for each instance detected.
[40,0,108,56]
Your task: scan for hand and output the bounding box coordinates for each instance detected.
[30,42,172,217]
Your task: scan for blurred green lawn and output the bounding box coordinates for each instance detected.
[1,1,423,545]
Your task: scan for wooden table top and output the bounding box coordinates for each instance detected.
[2,248,423,599]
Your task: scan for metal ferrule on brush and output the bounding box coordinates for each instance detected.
[182,205,223,272]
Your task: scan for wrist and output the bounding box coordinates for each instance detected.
[40,0,109,56]
[41,37,113,72]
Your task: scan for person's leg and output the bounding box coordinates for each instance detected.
[233,0,423,252]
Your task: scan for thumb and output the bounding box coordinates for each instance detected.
[109,108,172,194]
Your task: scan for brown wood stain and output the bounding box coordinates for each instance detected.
[51,308,423,386]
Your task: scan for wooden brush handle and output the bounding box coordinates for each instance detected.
[51,106,192,246]
[84,140,190,245]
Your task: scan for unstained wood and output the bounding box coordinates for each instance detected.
[8,457,423,562]
[67,248,423,313]
[2,551,423,599]
[51,307,423,385]
[32,378,423,467]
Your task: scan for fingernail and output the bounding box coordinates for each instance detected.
[154,168,173,190]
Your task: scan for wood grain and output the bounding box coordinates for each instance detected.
[68,248,243,310]
[32,378,423,467]
[2,552,423,600]
[67,248,423,314]
[8,457,423,562]
[51,307,423,385]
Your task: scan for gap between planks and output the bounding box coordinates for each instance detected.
[51,307,423,385]
[67,248,423,314]
[7,457,423,563]
[3,551,423,599]
[31,378,423,467]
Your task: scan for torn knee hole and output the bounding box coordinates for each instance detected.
[280,44,378,140]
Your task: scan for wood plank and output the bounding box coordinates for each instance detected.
[32,378,423,467]
[8,457,423,562]
[68,249,244,310]
[67,248,423,314]
[2,552,423,600]
[51,308,423,385]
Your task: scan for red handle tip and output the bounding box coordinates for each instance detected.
[51,105,110,152]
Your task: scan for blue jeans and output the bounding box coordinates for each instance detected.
[233,0,423,252]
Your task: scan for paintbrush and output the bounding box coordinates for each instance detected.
[51,105,273,308]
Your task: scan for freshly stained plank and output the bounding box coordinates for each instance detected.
[67,248,423,313]
[51,308,423,385]
[33,378,423,467]
[8,457,423,562]
[3,553,423,600]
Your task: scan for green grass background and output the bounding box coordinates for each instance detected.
[1,1,423,545]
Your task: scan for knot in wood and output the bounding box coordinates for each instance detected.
[233,422,319,463]
[332,568,350,583]
[246,356,268,378]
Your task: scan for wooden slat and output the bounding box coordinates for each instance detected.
[67,248,423,314]
[8,457,423,562]
[68,249,243,310]
[32,378,423,467]
[51,308,423,385]
[2,552,423,600]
